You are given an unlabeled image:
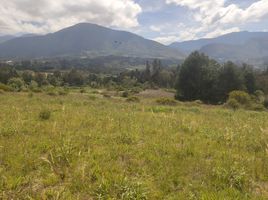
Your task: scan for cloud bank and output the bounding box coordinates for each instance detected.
[158,0,268,43]
[0,0,142,34]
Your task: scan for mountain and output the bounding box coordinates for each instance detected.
[0,23,184,60]
[169,31,268,54]
[170,31,268,66]
[0,35,15,44]
[200,37,268,64]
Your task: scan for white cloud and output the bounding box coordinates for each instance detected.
[203,27,240,38]
[154,26,202,44]
[165,0,268,42]
[166,0,268,27]
[150,25,162,32]
[0,0,142,34]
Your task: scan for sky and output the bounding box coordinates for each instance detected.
[0,0,268,44]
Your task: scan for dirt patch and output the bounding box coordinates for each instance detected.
[137,89,175,99]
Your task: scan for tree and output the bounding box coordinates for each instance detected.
[0,66,18,84]
[217,62,244,102]
[35,73,48,87]
[21,70,34,84]
[176,51,219,103]
[242,65,256,94]
[63,69,84,86]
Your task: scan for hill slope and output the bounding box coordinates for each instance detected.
[170,31,268,53]
[0,35,15,44]
[0,23,184,60]
[170,31,268,65]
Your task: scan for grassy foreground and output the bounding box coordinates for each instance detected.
[0,91,268,199]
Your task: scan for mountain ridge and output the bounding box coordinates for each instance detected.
[0,23,184,60]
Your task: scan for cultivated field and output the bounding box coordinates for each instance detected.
[0,90,268,199]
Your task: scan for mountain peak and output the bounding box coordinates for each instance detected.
[0,23,184,60]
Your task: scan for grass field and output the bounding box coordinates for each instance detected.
[0,90,268,199]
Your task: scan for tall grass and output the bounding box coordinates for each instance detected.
[0,92,268,199]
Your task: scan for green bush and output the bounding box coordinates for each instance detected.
[39,109,51,120]
[254,90,265,104]
[121,91,129,98]
[228,91,251,106]
[0,83,13,92]
[126,96,140,103]
[251,104,266,111]
[156,98,177,106]
[80,88,86,93]
[226,98,240,110]
[8,78,25,92]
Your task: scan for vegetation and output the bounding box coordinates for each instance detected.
[0,91,268,199]
[0,52,268,199]
[175,52,260,104]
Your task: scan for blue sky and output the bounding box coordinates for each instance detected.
[1,0,268,44]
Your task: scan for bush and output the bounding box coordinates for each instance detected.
[228,91,251,106]
[121,91,129,98]
[226,98,240,110]
[126,96,140,103]
[251,104,266,111]
[254,90,265,104]
[0,89,4,94]
[80,88,86,93]
[0,83,13,92]
[39,109,51,120]
[156,98,177,106]
[8,77,25,92]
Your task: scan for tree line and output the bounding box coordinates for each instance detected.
[0,52,267,106]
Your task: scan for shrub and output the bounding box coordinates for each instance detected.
[0,83,13,92]
[228,91,251,106]
[226,98,240,110]
[8,77,25,92]
[130,87,143,94]
[156,98,177,106]
[254,90,265,104]
[126,96,140,103]
[39,109,51,120]
[251,104,266,112]
[122,91,129,98]
[80,88,86,93]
